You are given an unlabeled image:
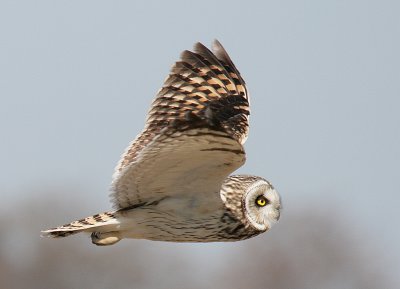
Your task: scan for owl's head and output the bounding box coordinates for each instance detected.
[221,175,281,232]
[242,179,281,231]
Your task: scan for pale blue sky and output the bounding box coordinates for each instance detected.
[1,0,399,286]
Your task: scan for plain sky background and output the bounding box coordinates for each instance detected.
[1,0,399,286]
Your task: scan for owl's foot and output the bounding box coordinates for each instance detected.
[91,231,121,246]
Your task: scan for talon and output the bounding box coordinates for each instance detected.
[91,232,121,246]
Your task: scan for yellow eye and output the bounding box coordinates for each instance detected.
[255,196,269,207]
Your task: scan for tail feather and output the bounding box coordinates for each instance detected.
[41,211,119,238]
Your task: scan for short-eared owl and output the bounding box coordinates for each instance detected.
[42,40,281,245]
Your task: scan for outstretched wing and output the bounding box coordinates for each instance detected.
[111,40,250,210]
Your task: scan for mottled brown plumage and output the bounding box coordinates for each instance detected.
[116,40,249,174]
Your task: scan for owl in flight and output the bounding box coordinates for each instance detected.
[42,40,281,245]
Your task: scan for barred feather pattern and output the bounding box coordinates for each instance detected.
[116,40,249,173]
[42,212,117,238]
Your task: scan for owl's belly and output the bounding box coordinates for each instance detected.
[116,195,245,242]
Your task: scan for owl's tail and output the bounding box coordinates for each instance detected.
[41,211,122,245]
